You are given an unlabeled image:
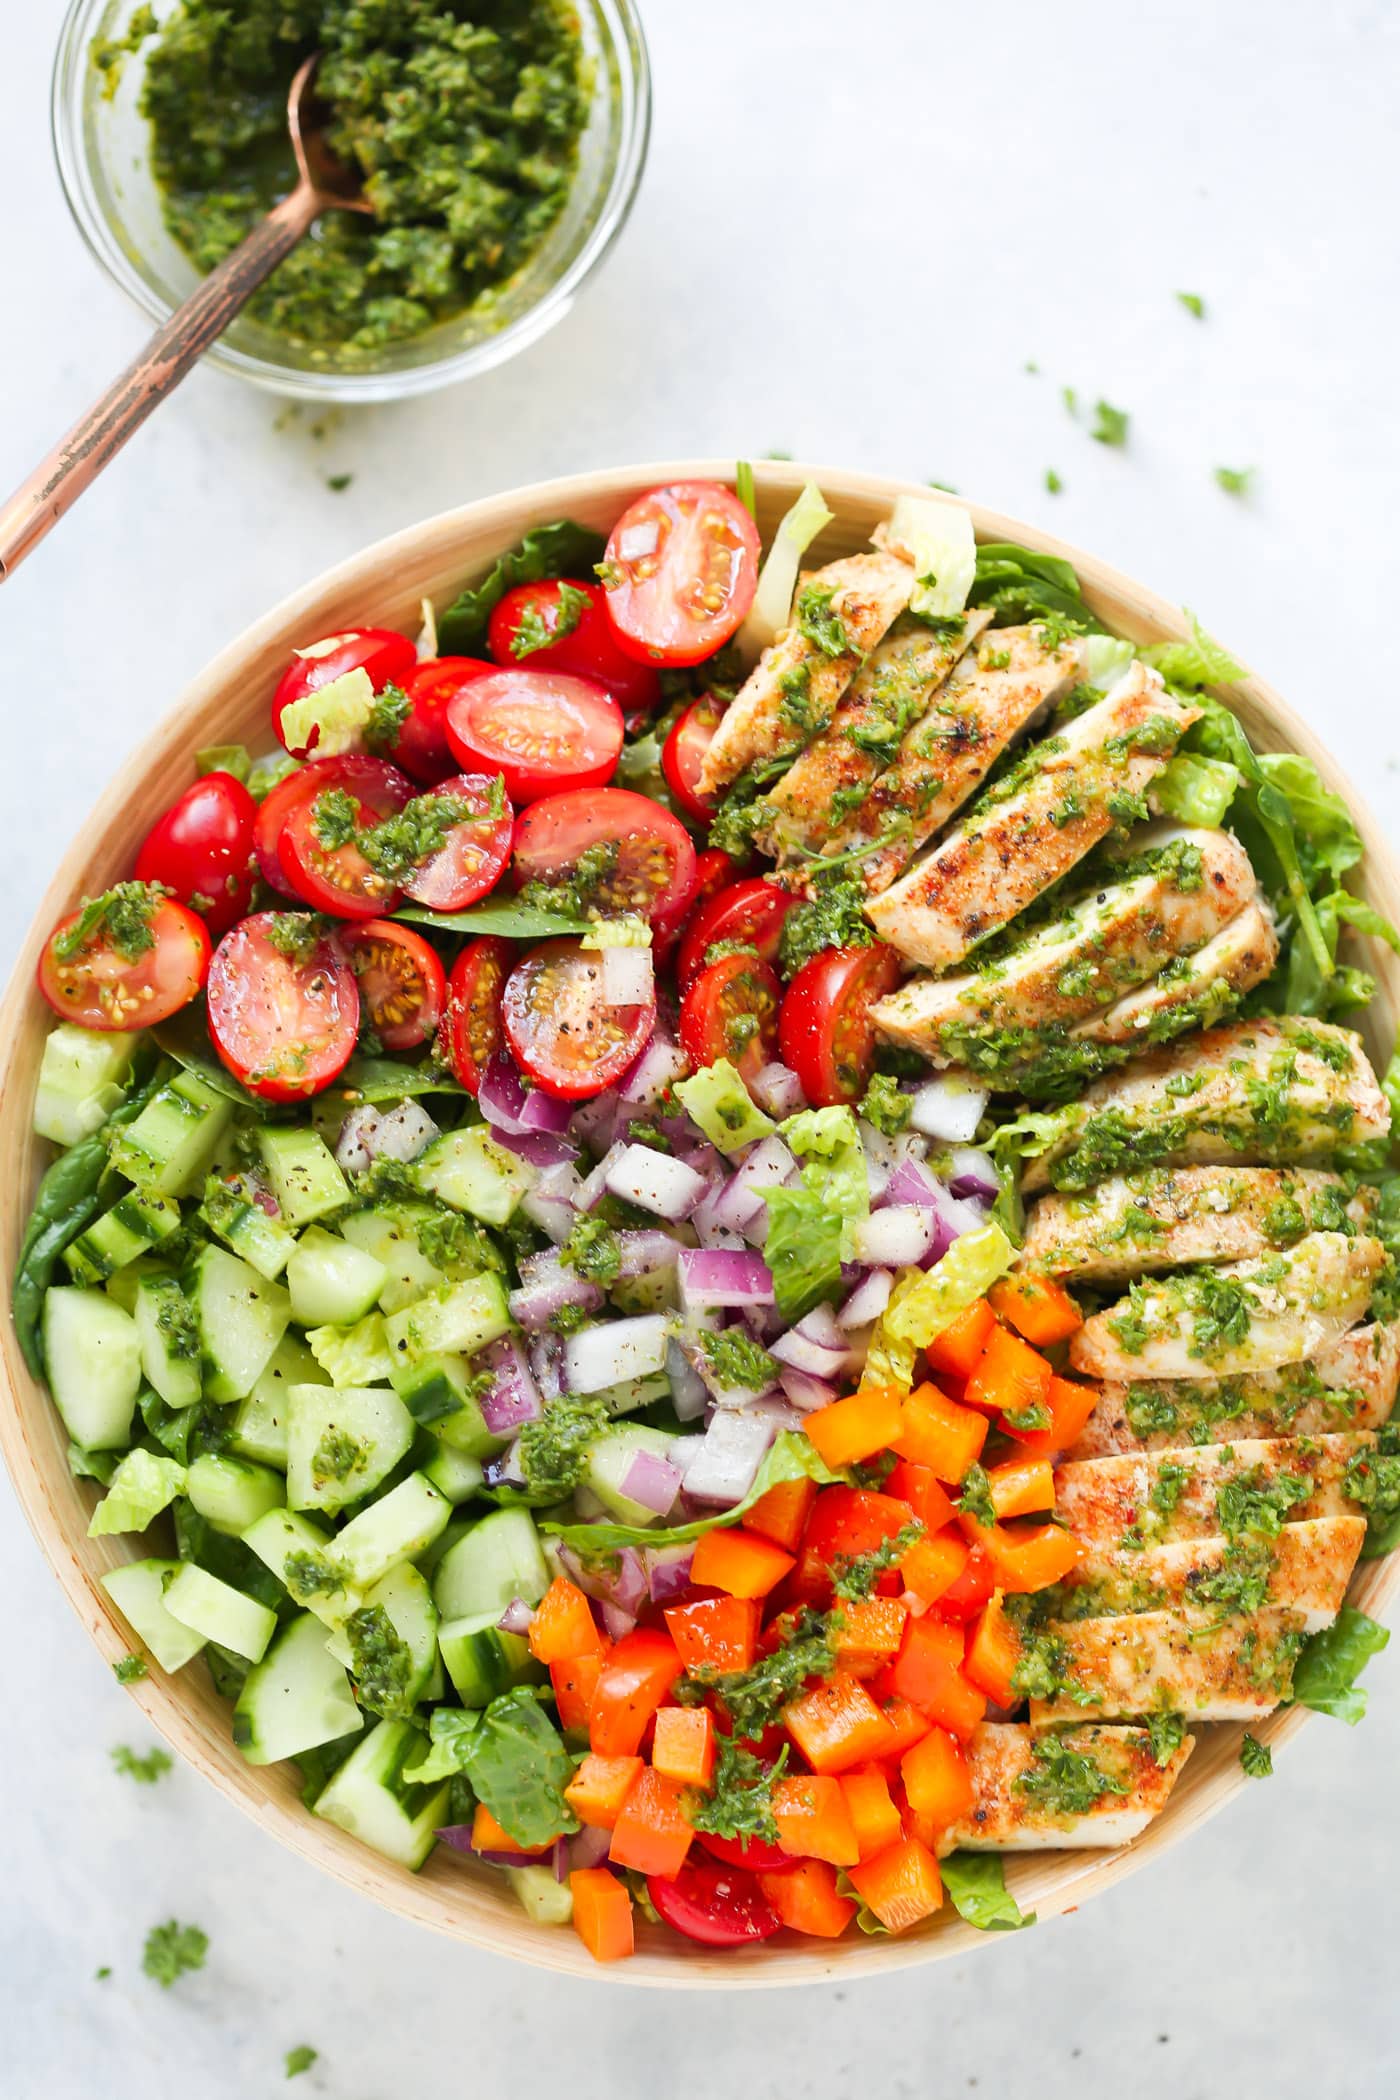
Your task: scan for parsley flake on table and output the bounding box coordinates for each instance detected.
[111,1743,173,1784]
[1240,1733,1273,1777]
[1045,468,1064,494]
[1177,291,1206,318]
[1214,466,1254,496]
[1090,400,1130,447]
[142,1920,208,1988]
[285,2045,319,2078]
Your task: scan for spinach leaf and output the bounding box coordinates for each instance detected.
[327,1053,467,1101]
[968,543,1101,631]
[1291,1605,1390,1723]
[457,1688,578,1848]
[939,1852,1036,1932]
[436,521,608,655]
[402,1708,483,1786]
[153,1013,284,1116]
[395,900,591,939]
[545,1431,839,1554]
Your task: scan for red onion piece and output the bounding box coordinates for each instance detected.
[680,1408,776,1504]
[771,1327,854,1379]
[497,1597,535,1636]
[569,1089,622,1155]
[577,1139,628,1210]
[620,1447,684,1515]
[567,1826,613,1874]
[839,1267,894,1329]
[947,1145,999,1202]
[494,1127,578,1171]
[479,1335,543,1434]
[667,1337,710,1421]
[603,1143,708,1221]
[619,1038,690,1108]
[614,1229,683,1280]
[851,1204,940,1269]
[558,1542,649,1613]
[644,1542,696,1601]
[793,1303,847,1352]
[509,1253,603,1331]
[749,1061,806,1119]
[777,1363,841,1412]
[528,1331,567,1401]
[909,1074,988,1143]
[600,1600,638,1641]
[678,1246,775,1310]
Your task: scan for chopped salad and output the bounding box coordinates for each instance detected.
[20,472,1400,1961]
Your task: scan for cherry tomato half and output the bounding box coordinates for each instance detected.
[512,787,698,929]
[779,943,902,1107]
[206,912,359,1102]
[444,669,623,804]
[279,795,400,921]
[647,1856,782,1947]
[254,755,415,897]
[679,953,781,1082]
[676,878,799,995]
[695,1828,794,1875]
[390,657,496,785]
[38,893,210,1031]
[439,936,510,1095]
[654,845,739,968]
[502,937,656,1100]
[397,772,514,913]
[487,579,662,714]
[662,694,726,824]
[272,627,417,756]
[338,919,446,1053]
[601,481,761,667]
[134,771,258,938]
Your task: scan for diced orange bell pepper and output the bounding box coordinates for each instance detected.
[608,1766,693,1878]
[803,1384,905,1470]
[473,1803,554,1856]
[984,1454,1056,1521]
[784,1670,897,1774]
[743,1475,817,1554]
[528,1576,603,1664]
[900,1530,970,1607]
[652,1705,716,1788]
[550,1647,607,1733]
[589,1629,682,1757]
[571,1866,634,1963]
[886,1460,956,1534]
[982,1520,1081,1595]
[893,1384,988,1484]
[848,1836,943,1933]
[871,1693,932,1759]
[773,1774,860,1866]
[841,1766,903,1860]
[901,1726,975,1832]
[933,1541,996,1622]
[565,1752,644,1830]
[690,1526,795,1599]
[963,1593,1023,1707]
[924,1299,996,1379]
[758,1858,856,1938]
[888,1619,986,1740]
[988,1272,1083,1346]
[832,1596,908,1670]
[1003,1374,1100,1459]
[963,1324,1054,1420]
[663,1595,760,1675]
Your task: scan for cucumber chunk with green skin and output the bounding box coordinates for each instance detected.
[438,1611,535,1706]
[229,1335,325,1469]
[422,1441,486,1504]
[586,1424,680,1524]
[287,1227,388,1328]
[133,1274,203,1411]
[339,1204,447,1313]
[414,1126,535,1226]
[241,1508,361,1633]
[101,1558,207,1673]
[312,1717,449,1869]
[186,1452,286,1536]
[184,1243,290,1403]
[431,1507,549,1620]
[109,1071,232,1198]
[163,1564,277,1664]
[42,1286,142,1449]
[507,1863,574,1927]
[340,1563,439,1714]
[331,1473,450,1591]
[388,1350,504,1456]
[202,1179,298,1281]
[257,1127,351,1228]
[33,1023,138,1147]
[233,1610,363,1767]
[285,1383,414,1514]
[63,1190,182,1284]
[382,1274,512,1366]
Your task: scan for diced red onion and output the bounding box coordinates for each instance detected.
[335,1104,382,1173]
[619,1036,690,1108]
[497,1597,535,1636]
[620,1447,684,1516]
[564,1313,671,1394]
[681,1408,777,1505]
[678,1247,775,1310]
[495,1127,578,1171]
[667,1337,709,1420]
[778,1363,841,1412]
[918,1183,989,1268]
[477,1053,541,1135]
[603,1143,707,1221]
[839,1268,894,1329]
[509,1252,603,1331]
[558,1542,648,1613]
[435,1824,479,1855]
[478,1847,547,1869]
[569,1090,622,1155]
[748,1061,806,1119]
[577,1140,628,1210]
[737,1302,786,1347]
[881,1156,943,1211]
[600,1600,638,1641]
[520,1190,576,1245]
[566,1826,612,1875]
[947,1145,1000,1203]
[793,1303,848,1353]
[750,1393,808,1434]
[601,944,654,1007]
[373,1099,441,1162]
[644,1542,696,1601]
[909,1075,988,1143]
[479,1336,542,1433]
[614,1229,681,1281]
[772,1327,855,1379]
[484,1442,526,1489]
[851,1204,940,1268]
[528,1331,567,1402]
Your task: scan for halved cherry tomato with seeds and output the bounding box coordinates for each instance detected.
[662,694,726,823]
[337,920,446,1052]
[38,891,210,1031]
[601,481,761,666]
[503,937,656,1100]
[647,1856,782,1946]
[487,580,662,714]
[695,1827,794,1875]
[206,912,359,1102]
[679,953,781,1081]
[279,794,401,921]
[439,936,510,1095]
[677,878,799,994]
[397,772,514,912]
[445,669,623,803]
[254,755,414,897]
[272,627,416,756]
[134,772,258,938]
[512,787,698,929]
[389,658,496,785]
[779,943,903,1107]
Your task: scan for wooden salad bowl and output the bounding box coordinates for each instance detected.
[2,462,1398,1984]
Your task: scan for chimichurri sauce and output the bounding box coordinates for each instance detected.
[111,0,588,354]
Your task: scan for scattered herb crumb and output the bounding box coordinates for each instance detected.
[927,479,958,494]
[764,448,793,460]
[326,473,353,493]
[112,1744,173,1785]
[142,1920,208,1988]
[1090,400,1130,447]
[1024,359,1040,374]
[95,1966,112,1981]
[1061,385,1078,416]
[113,1654,147,1683]
[285,2045,319,2079]
[1045,469,1063,495]
[1239,1733,1273,1777]
[1214,466,1254,497]
[1177,291,1206,318]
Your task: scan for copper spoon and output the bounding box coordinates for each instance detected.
[0,55,370,581]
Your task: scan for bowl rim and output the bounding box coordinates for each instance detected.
[49,0,653,404]
[3,458,1398,1985]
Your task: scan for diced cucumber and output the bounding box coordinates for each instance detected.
[242,1508,360,1633]
[339,1204,446,1313]
[230,1335,326,1468]
[287,1226,388,1328]
[586,1424,679,1525]
[388,1350,504,1457]
[332,1473,450,1591]
[312,1717,449,1870]
[382,1274,511,1367]
[163,1564,277,1664]
[422,1442,485,1504]
[109,1071,232,1197]
[414,1126,534,1226]
[184,1244,290,1403]
[285,1383,414,1514]
[102,1256,164,1314]
[507,1864,573,1927]
[431,1507,549,1620]
[33,1023,137,1147]
[202,1178,298,1281]
[345,1562,439,1711]
[64,1190,181,1284]
[133,1274,203,1410]
[257,1127,350,1228]
[42,1286,141,1449]
[415,1514,473,1580]
[599,1371,671,1417]
[306,1314,396,1387]
[564,1313,670,1396]
[232,1611,363,1767]
[438,1611,535,1706]
[186,1453,286,1536]
[421,1652,445,1705]
[101,1557,207,1672]
[610,1268,679,1317]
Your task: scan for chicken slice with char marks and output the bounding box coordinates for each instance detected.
[1053,1432,1372,1553]
[936,1723,1194,1852]
[1026,1604,1308,1724]
[1075,899,1279,1047]
[1060,1514,1366,1632]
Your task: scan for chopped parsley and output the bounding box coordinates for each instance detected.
[113,1654,148,1684]
[685,1736,788,1847]
[111,1744,173,1784]
[310,1426,369,1486]
[1015,1735,1131,1817]
[517,1394,609,1501]
[282,1549,345,1600]
[361,785,501,886]
[53,881,168,965]
[1239,1733,1272,1778]
[518,835,623,919]
[1343,1448,1400,1518]
[1045,468,1063,495]
[1145,1712,1186,1767]
[1177,291,1206,318]
[698,1326,779,1394]
[676,1610,836,1741]
[779,870,873,979]
[365,682,411,749]
[142,1920,208,1989]
[560,1213,622,1287]
[345,1604,415,1718]
[1090,400,1130,447]
[1214,466,1254,497]
[858,1071,913,1138]
[795,583,854,658]
[956,1462,996,1530]
[263,913,330,964]
[831,1521,924,1601]
[311,787,360,850]
[1216,1466,1310,1541]
[511,582,590,658]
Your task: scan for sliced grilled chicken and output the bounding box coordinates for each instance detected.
[936,1723,1194,1852]
[1020,1016,1389,1194]
[1026,1604,1307,1724]
[1053,1432,1372,1552]
[1022,1167,1376,1285]
[1069,1230,1383,1381]
[1075,899,1279,1047]
[865,667,1200,969]
[1067,1322,1400,1458]
[1061,1514,1366,1632]
[755,609,994,863]
[698,549,914,796]
[869,829,1256,1061]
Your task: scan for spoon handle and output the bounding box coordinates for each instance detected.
[0,183,322,581]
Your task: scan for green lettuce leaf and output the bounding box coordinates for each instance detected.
[968,544,1101,631]
[395,901,591,939]
[1140,612,1244,692]
[437,522,607,655]
[456,1688,578,1847]
[402,1707,483,1786]
[1153,751,1241,827]
[761,1105,869,1321]
[939,1852,1036,1931]
[544,1431,840,1554]
[1291,1605,1390,1724]
[879,1224,1015,1359]
[87,1450,187,1537]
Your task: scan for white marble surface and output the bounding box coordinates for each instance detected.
[4,0,1400,2092]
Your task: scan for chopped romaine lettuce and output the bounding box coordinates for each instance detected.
[277,667,376,760]
[1153,751,1242,826]
[737,482,835,660]
[675,1060,775,1155]
[87,1449,187,1537]
[884,495,976,619]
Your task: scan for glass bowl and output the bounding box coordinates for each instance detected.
[51,0,651,403]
